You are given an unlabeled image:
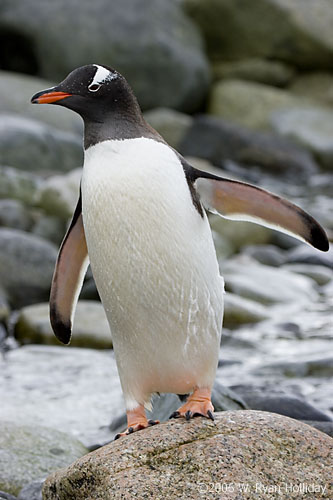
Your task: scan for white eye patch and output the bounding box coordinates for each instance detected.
[88,64,118,91]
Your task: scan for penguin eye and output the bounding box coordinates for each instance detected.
[88,83,101,92]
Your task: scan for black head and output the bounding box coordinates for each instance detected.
[31,64,142,121]
[31,64,160,148]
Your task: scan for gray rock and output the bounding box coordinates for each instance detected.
[222,255,317,304]
[15,301,112,349]
[0,291,10,322]
[42,411,333,500]
[0,71,82,134]
[17,480,43,500]
[144,108,193,149]
[0,228,57,307]
[243,244,286,267]
[257,356,333,377]
[0,114,82,173]
[180,114,318,178]
[0,0,210,112]
[286,244,333,269]
[208,79,310,131]
[212,58,295,86]
[0,166,41,205]
[31,215,65,245]
[38,168,81,219]
[0,492,17,500]
[289,72,333,107]
[184,0,333,69]
[0,421,88,496]
[0,345,123,449]
[0,199,33,231]
[237,393,332,422]
[271,107,333,170]
[212,217,273,252]
[283,263,333,286]
[223,293,269,327]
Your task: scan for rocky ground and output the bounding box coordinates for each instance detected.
[0,0,333,498]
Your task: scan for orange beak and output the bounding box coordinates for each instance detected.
[31,91,72,104]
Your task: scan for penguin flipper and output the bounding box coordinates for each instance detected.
[190,167,329,252]
[50,194,89,344]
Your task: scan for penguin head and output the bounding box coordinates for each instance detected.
[31,64,140,121]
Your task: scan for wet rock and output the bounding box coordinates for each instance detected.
[208,79,309,131]
[0,228,57,307]
[0,71,82,134]
[0,420,88,496]
[0,166,41,206]
[286,244,333,269]
[17,480,43,500]
[212,58,295,86]
[234,392,332,422]
[222,255,317,304]
[289,72,333,107]
[38,168,81,219]
[0,1,210,113]
[223,293,269,327]
[0,199,33,231]
[184,0,333,69]
[0,114,82,173]
[243,244,286,267]
[42,411,333,500]
[15,301,112,349]
[257,356,333,377]
[0,345,123,448]
[144,108,193,149]
[271,108,333,170]
[283,263,333,286]
[0,492,17,500]
[180,114,317,178]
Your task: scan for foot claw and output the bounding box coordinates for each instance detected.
[169,411,180,419]
[207,410,215,421]
[185,410,192,421]
[148,419,159,426]
[114,433,121,441]
[128,426,134,434]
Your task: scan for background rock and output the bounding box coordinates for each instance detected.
[0,228,57,307]
[208,79,310,130]
[0,166,41,205]
[223,293,269,327]
[15,301,112,349]
[0,199,34,231]
[184,0,333,69]
[0,0,210,112]
[42,411,333,500]
[180,114,317,177]
[38,168,81,219]
[144,108,193,149]
[17,480,43,500]
[0,114,82,173]
[271,108,333,170]
[0,421,88,496]
[289,72,333,106]
[0,71,82,134]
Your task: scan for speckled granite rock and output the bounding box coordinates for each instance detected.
[43,411,333,499]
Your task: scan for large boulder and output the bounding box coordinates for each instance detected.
[0,114,82,173]
[0,166,42,206]
[0,421,88,496]
[0,0,210,112]
[42,411,333,499]
[184,0,333,69]
[38,168,81,219]
[0,228,57,307]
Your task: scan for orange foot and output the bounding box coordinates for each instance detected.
[170,387,214,421]
[114,405,159,440]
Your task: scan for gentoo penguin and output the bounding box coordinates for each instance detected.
[31,64,329,438]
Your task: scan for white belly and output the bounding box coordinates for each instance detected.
[82,138,224,409]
